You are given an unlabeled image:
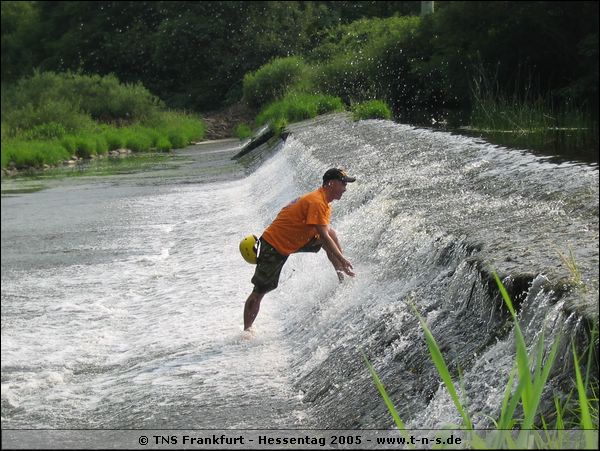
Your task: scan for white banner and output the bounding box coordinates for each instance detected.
[2,429,597,449]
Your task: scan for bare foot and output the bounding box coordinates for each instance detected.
[242,328,256,340]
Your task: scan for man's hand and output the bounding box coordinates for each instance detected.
[315,224,355,278]
[338,258,355,277]
[334,256,355,278]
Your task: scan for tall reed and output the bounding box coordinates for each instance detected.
[364,273,598,449]
[470,63,591,134]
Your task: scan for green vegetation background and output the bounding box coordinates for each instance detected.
[1,1,598,169]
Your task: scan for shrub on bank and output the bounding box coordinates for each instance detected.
[1,72,207,172]
[235,123,253,140]
[1,139,71,169]
[2,98,96,138]
[308,16,420,107]
[256,93,344,132]
[352,100,393,121]
[1,111,206,170]
[2,71,163,136]
[243,56,307,108]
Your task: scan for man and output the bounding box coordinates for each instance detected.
[243,168,356,330]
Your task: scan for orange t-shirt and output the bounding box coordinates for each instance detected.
[262,187,331,256]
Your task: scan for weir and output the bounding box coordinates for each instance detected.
[1,113,597,431]
[239,113,598,428]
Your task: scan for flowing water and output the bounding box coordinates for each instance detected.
[1,114,598,430]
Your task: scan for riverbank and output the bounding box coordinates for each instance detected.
[0,102,255,179]
[1,106,599,182]
[1,138,246,196]
[202,103,257,140]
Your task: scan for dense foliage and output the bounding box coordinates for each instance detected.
[243,56,309,109]
[352,100,393,121]
[1,1,598,126]
[255,92,345,134]
[1,1,419,109]
[0,71,205,169]
[2,71,163,136]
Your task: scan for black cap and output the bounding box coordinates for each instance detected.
[323,168,356,183]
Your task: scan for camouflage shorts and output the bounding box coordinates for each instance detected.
[251,237,322,294]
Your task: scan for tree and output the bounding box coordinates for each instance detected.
[1,1,41,82]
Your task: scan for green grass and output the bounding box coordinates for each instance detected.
[352,100,393,121]
[255,92,345,135]
[469,65,591,134]
[470,94,590,134]
[235,123,253,140]
[242,56,308,108]
[11,153,172,179]
[1,139,71,169]
[559,247,587,293]
[364,272,598,449]
[1,112,205,172]
[1,71,205,173]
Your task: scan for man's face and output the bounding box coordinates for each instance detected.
[329,179,347,200]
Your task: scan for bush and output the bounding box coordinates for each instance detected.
[155,136,172,152]
[74,135,97,158]
[2,99,95,137]
[311,55,377,104]
[352,100,393,121]
[256,93,344,128]
[235,123,253,140]
[21,122,67,140]
[1,139,71,168]
[1,71,163,139]
[308,16,421,111]
[68,73,164,123]
[102,129,125,150]
[243,56,307,108]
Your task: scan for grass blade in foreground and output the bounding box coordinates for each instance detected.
[362,352,419,449]
[365,272,597,449]
[493,272,534,417]
[572,343,595,449]
[362,352,407,431]
[412,305,473,430]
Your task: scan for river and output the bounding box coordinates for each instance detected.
[2,114,598,434]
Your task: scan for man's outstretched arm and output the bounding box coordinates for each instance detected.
[315,224,355,277]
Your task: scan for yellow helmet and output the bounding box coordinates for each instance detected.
[239,234,259,264]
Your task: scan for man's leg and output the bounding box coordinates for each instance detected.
[245,239,287,330]
[244,289,265,330]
